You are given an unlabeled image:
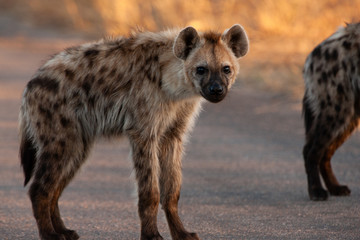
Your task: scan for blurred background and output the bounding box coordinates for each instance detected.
[0,0,359,97]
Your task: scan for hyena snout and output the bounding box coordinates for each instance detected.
[202,81,227,103]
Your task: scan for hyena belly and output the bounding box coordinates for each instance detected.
[302,22,360,201]
[20,24,249,240]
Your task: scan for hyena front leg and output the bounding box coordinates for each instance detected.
[129,133,163,240]
[159,133,199,240]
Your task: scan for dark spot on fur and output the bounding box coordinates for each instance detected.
[324,48,338,62]
[53,152,60,160]
[320,100,326,109]
[337,84,345,96]
[27,77,59,94]
[82,81,91,96]
[326,115,334,124]
[350,60,356,73]
[61,97,67,105]
[331,49,338,61]
[99,66,108,75]
[339,118,345,125]
[312,46,322,58]
[342,40,351,50]
[335,104,341,113]
[315,64,323,73]
[109,69,116,78]
[89,95,96,108]
[84,49,99,58]
[97,77,105,86]
[342,60,347,71]
[309,63,314,73]
[65,69,75,81]
[60,116,71,128]
[59,140,66,148]
[84,49,99,68]
[331,65,339,77]
[321,72,328,83]
[38,106,52,120]
[324,49,330,60]
[71,91,80,99]
[82,74,95,96]
[326,94,332,106]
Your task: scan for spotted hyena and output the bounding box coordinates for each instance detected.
[19,25,249,239]
[302,23,360,201]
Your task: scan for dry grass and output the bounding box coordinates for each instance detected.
[1,0,359,98]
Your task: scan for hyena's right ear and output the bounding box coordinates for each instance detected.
[173,26,200,60]
[222,24,249,58]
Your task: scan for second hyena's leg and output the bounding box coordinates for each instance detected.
[319,121,355,196]
[159,135,199,240]
[303,128,329,201]
[129,134,163,240]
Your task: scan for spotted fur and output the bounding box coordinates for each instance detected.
[302,22,360,201]
[19,25,249,240]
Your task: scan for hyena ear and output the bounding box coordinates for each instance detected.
[173,26,200,60]
[222,24,249,58]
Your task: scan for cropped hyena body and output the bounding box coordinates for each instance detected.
[20,25,249,239]
[303,23,360,201]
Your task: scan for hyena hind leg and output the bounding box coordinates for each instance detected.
[319,121,356,196]
[29,145,85,240]
[303,131,329,201]
[50,178,80,240]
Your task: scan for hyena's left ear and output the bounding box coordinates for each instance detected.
[173,26,200,60]
[222,24,249,58]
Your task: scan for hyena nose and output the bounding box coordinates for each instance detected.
[209,82,223,95]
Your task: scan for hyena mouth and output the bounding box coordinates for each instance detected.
[201,82,227,103]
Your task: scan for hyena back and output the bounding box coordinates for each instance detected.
[303,22,360,201]
[20,25,249,239]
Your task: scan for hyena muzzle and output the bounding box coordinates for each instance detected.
[302,23,360,201]
[19,25,249,239]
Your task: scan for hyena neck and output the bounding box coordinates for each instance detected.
[136,30,201,102]
[160,53,200,102]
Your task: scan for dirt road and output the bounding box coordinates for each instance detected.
[0,36,359,240]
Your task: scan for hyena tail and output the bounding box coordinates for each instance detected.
[19,119,37,186]
[302,91,315,135]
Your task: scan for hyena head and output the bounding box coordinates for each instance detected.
[173,24,249,103]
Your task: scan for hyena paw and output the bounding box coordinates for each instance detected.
[185,232,200,240]
[40,232,67,240]
[141,233,164,240]
[309,187,328,201]
[329,185,351,196]
[63,229,80,240]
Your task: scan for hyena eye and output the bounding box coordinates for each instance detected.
[223,66,231,74]
[196,66,206,75]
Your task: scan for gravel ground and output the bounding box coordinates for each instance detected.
[0,35,359,240]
